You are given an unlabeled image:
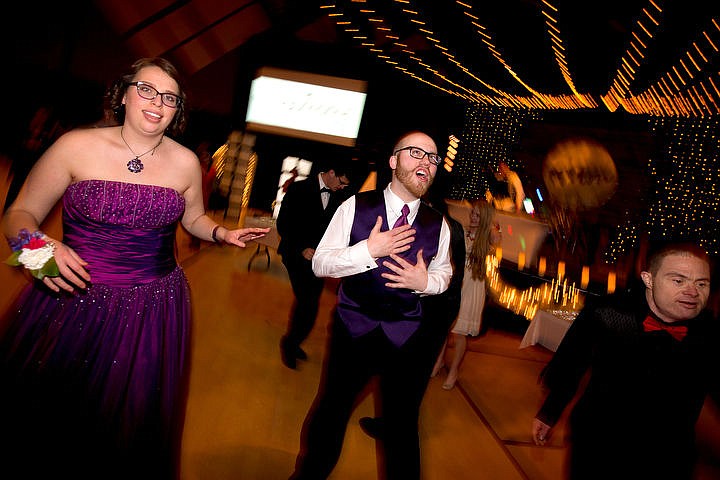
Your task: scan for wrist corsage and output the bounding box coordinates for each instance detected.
[5,229,59,280]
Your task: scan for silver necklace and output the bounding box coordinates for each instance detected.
[120,127,163,173]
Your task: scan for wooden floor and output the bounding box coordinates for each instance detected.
[175,239,720,480]
[1,153,719,479]
[175,237,567,480]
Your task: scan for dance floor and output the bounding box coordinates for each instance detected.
[175,239,566,480]
[173,232,720,480]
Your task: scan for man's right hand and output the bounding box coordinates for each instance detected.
[366,216,415,258]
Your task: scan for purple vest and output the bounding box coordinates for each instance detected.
[337,191,443,347]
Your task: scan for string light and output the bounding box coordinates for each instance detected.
[604,115,720,259]
[449,105,542,200]
[486,253,584,321]
[322,1,720,116]
[320,1,720,264]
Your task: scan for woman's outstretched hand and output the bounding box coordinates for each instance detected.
[222,227,271,247]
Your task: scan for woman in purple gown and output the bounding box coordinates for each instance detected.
[0,57,269,479]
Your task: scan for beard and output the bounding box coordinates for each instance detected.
[395,162,434,198]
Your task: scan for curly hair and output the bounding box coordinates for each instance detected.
[466,199,496,281]
[105,57,187,137]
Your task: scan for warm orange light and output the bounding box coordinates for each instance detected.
[557,261,565,280]
[581,266,590,289]
[607,271,616,294]
[517,251,525,271]
[538,256,546,276]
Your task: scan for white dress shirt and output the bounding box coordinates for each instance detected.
[319,173,330,210]
[312,183,452,295]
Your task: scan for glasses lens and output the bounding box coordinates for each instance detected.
[135,82,157,100]
[408,147,424,160]
[412,148,441,165]
[161,93,180,108]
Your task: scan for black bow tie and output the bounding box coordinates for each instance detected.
[320,187,331,193]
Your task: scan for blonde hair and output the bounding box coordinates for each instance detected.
[467,199,496,281]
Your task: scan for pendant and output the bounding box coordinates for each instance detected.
[127,157,144,173]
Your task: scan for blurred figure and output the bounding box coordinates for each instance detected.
[197,140,217,211]
[432,199,501,390]
[0,57,268,480]
[189,140,218,250]
[282,167,300,193]
[276,161,351,369]
[289,130,452,480]
[495,160,525,213]
[532,240,720,480]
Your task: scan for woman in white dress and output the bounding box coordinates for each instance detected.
[432,199,501,389]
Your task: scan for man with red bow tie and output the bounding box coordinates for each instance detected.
[532,240,720,479]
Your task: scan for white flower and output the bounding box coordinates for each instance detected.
[18,244,55,271]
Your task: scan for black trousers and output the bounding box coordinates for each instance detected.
[411,296,459,403]
[282,254,325,350]
[290,315,434,480]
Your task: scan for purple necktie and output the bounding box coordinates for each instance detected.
[393,204,410,228]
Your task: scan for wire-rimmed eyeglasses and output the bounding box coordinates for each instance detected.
[128,81,183,108]
[394,146,442,166]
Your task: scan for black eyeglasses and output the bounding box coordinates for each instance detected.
[394,146,442,166]
[128,81,183,108]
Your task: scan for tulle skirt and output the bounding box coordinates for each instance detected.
[0,266,191,479]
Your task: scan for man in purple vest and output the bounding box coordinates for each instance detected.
[289,131,453,480]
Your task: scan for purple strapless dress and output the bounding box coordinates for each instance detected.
[0,180,190,479]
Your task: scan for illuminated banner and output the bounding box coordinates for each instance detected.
[245,67,367,147]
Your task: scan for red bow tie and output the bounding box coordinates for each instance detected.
[642,316,688,341]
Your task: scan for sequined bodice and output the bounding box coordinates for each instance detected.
[62,180,185,287]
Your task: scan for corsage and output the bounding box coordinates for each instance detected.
[5,229,60,280]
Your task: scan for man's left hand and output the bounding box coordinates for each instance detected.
[381,250,428,292]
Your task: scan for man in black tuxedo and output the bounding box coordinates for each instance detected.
[276,162,351,369]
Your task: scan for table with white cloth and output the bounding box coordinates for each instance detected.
[445,200,550,268]
[519,309,578,352]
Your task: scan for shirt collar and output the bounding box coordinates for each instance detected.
[384,183,421,217]
[318,173,328,191]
